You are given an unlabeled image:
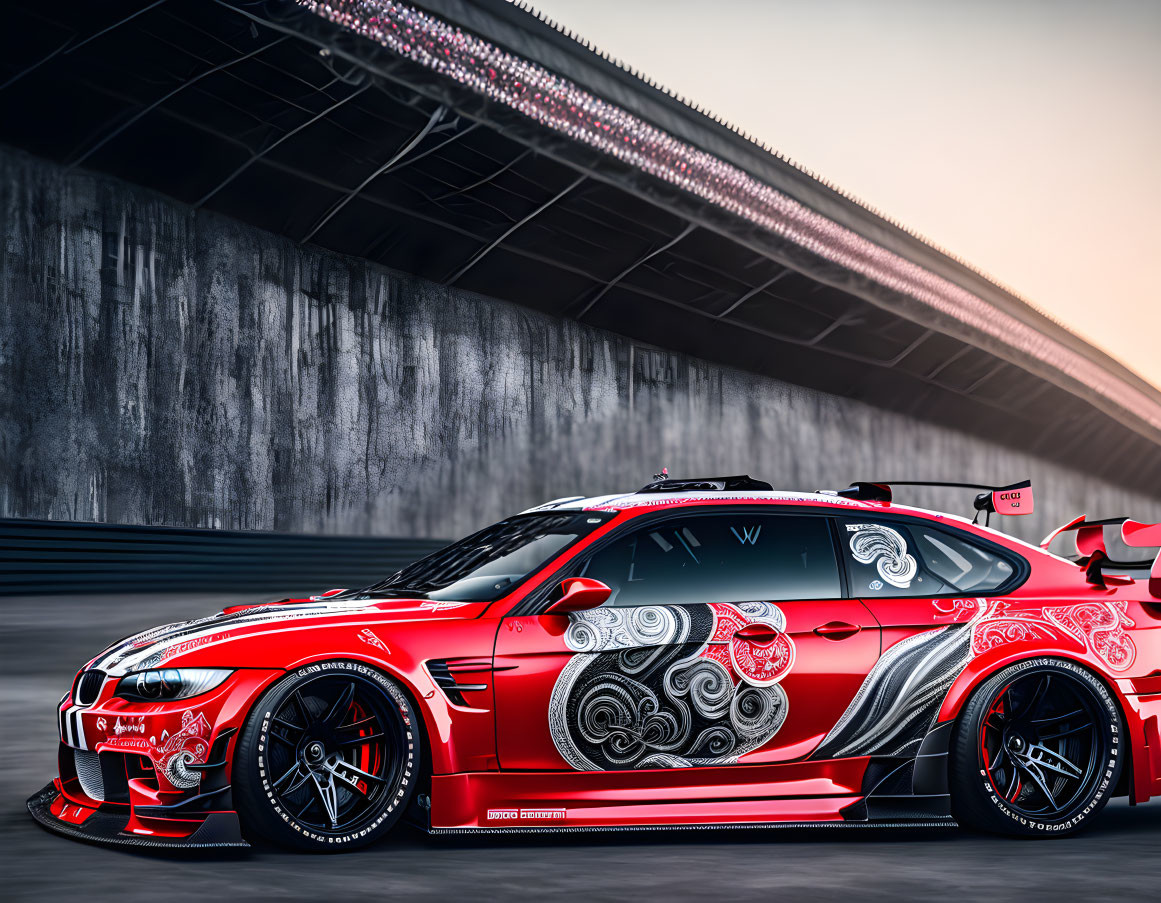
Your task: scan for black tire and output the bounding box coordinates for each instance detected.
[234,661,420,851]
[950,657,1122,837]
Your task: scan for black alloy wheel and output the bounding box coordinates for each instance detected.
[235,661,420,850]
[951,658,1122,836]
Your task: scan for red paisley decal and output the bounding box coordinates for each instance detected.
[729,632,795,686]
[115,710,212,789]
[934,598,1137,672]
[705,603,795,687]
[970,618,1072,655]
[708,603,749,642]
[1043,602,1136,672]
[932,598,988,623]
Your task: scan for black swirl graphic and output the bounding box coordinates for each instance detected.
[551,604,789,770]
[812,624,972,759]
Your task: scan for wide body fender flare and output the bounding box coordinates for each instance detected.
[914,640,1149,803]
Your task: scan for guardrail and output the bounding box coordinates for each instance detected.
[0,518,447,596]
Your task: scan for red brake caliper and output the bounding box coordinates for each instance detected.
[982,686,1019,800]
[353,701,374,796]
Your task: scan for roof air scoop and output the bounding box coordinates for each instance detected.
[836,482,893,503]
[636,474,774,494]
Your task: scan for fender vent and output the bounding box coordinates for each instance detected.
[74,749,104,801]
[426,659,490,707]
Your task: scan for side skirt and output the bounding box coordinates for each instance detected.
[428,819,958,835]
[428,753,960,832]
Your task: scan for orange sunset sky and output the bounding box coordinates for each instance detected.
[522,0,1161,389]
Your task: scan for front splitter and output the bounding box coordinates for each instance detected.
[26,783,249,850]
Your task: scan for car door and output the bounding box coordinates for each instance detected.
[493,508,881,771]
[811,516,1022,761]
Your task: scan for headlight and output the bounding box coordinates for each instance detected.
[115,668,233,701]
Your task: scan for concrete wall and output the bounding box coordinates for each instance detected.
[2,146,1158,544]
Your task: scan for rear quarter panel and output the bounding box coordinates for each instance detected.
[935,592,1161,803]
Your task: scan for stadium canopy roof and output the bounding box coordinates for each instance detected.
[2,0,1159,492]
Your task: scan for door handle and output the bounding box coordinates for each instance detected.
[733,624,780,643]
[814,621,861,641]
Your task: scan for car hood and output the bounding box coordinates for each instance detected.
[90,595,487,676]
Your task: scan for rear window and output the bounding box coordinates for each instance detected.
[839,519,1016,596]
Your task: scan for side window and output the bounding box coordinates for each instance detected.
[839,519,1015,596]
[912,526,1015,593]
[581,513,840,607]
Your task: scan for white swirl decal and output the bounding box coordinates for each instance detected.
[846,523,917,589]
[563,605,683,653]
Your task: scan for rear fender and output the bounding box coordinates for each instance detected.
[937,640,1115,723]
[934,642,1150,803]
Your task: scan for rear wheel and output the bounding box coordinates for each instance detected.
[950,658,1122,836]
[234,661,419,851]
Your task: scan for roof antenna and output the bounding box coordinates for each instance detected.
[652,466,669,481]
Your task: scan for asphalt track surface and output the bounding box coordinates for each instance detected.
[4,593,1159,903]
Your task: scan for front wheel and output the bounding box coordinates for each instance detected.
[950,658,1123,837]
[234,661,420,851]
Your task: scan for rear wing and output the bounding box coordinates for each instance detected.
[836,479,1033,526]
[1041,516,1161,596]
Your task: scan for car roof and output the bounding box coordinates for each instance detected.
[520,488,1085,579]
[525,489,915,516]
[523,489,1059,557]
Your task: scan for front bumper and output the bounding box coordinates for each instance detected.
[30,667,282,849]
[27,781,248,849]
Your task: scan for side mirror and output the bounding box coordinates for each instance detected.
[544,577,612,615]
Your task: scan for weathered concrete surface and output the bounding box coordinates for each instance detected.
[1,145,1158,542]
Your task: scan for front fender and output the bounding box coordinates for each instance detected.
[161,616,502,775]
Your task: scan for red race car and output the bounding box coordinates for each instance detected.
[28,475,1161,850]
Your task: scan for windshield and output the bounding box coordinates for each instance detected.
[349,511,613,602]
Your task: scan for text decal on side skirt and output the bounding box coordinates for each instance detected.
[486,808,566,821]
